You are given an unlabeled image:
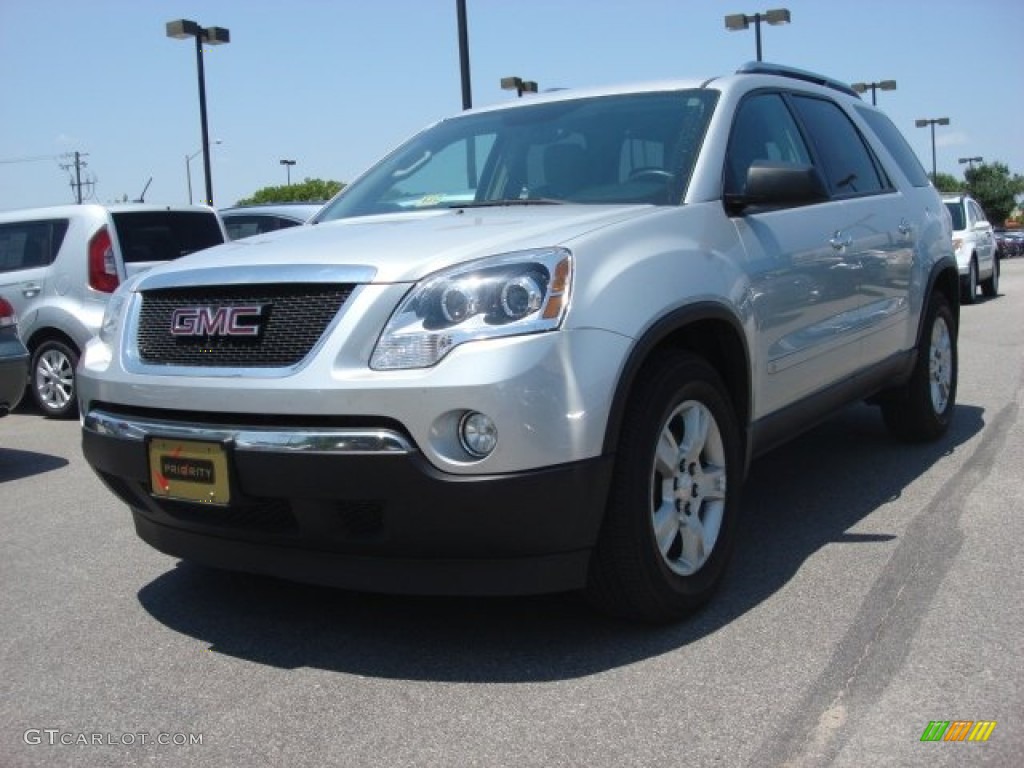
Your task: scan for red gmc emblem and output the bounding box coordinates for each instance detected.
[170,306,264,337]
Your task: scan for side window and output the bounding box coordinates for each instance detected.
[0,219,68,273]
[855,107,930,188]
[790,95,887,197]
[725,93,812,195]
[970,201,987,225]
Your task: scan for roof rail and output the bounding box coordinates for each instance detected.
[736,61,862,99]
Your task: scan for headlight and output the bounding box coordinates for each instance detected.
[98,276,140,344]
[371,248,572,369]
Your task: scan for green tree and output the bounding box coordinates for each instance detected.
[932,172,962,195]
[236,177,344,206]
[964,162,1024,226]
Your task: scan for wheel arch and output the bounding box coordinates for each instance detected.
[602,303,751,467]
[26,326,81,357]
[921,258,960,343]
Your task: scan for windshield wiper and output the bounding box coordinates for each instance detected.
[449,198,565,208]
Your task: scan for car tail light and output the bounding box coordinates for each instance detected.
[0,296,16,328]
[88,226,119,293]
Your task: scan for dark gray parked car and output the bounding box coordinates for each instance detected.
[0,296,28,417]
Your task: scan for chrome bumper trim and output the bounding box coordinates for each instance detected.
[83,409,414,455]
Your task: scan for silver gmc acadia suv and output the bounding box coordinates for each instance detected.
[80,63,959,622]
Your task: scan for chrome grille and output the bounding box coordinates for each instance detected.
[137,284,353,367]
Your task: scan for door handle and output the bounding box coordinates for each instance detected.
[829,232,852,251]
[21,282,41,298]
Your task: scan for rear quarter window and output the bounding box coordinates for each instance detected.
[855,106,931,188]
[112,211,224,263]
[0,218,70,273]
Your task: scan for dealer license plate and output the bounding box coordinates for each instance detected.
[148,438,230,505]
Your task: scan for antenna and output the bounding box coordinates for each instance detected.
[135,177,153,203]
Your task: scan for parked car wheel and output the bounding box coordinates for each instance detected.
[586,351,742,623]
[31,338,79,419]
[961,258,978,305]
[880,293,957,442]
[981,257,1000,298]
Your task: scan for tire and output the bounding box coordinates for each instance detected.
[961,258,978,305]
[30,338,80,419]
[981,256,999,298]
[586,351,743,623]
[880,293,957,442]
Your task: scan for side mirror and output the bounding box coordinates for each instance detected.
[725,161,828,214]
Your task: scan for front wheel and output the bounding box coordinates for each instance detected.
[880,293,957,441]
[586,351,743,623]
[30,338,80,419]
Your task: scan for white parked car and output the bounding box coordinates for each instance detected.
[943,194,998,303]
[0,204,226,417]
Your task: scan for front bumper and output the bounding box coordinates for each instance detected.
[81,408,613,594]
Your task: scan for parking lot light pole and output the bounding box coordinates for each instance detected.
[724,8,790,62]
[166,19,230,206]
[280,159,296,185]
[185,140,221,204]
[958,156,983,172]
[851,79,896,106]
[915,117,950,183]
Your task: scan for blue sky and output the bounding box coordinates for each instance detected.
[1,0,1021,212]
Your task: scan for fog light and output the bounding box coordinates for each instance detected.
[459,411,497,458]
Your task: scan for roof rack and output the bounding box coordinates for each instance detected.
[736,61,861,99]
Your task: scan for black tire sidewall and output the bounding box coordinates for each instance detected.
[594,352,743,616]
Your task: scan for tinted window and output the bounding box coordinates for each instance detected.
[0,219,69,273]
[112,211,224,263]
[790,95,887,197]
[855,107,930,188]
[944,201,966,230]
[223,214,303,240]
[725,92,813,195]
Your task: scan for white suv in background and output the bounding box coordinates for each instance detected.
[80,64,959,622]
[0,204,226,417]
[943,194,998,303]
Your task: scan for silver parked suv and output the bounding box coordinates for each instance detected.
[0,204,225,417]
[80,64,959,622]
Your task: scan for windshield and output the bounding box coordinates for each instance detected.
[944,201,966,231]
[318,90,717,221]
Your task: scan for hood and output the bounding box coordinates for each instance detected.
[137,205,658,288]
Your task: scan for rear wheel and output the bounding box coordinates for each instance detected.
[880,293,956,441]
[981,256,999,298]
[961,258,978,304]
[30,338,80,419]
[586,351,742,623]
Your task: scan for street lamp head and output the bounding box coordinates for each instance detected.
[937,117,950,126]
[914,119,929,127]
[203,26,231,45]
[521,81,538,94]
[851,83,868,94]
[280,159,296,166]
[764,8,791,25]
[879,80,897,91]
[166,19,201,39]
[724,13,750,30]
[500,76,524,91]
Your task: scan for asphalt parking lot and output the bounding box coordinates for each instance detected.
[1,261,1022,768]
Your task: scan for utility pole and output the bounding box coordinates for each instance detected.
[59,151,92,203]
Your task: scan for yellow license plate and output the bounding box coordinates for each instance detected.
[148,438,230,506]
